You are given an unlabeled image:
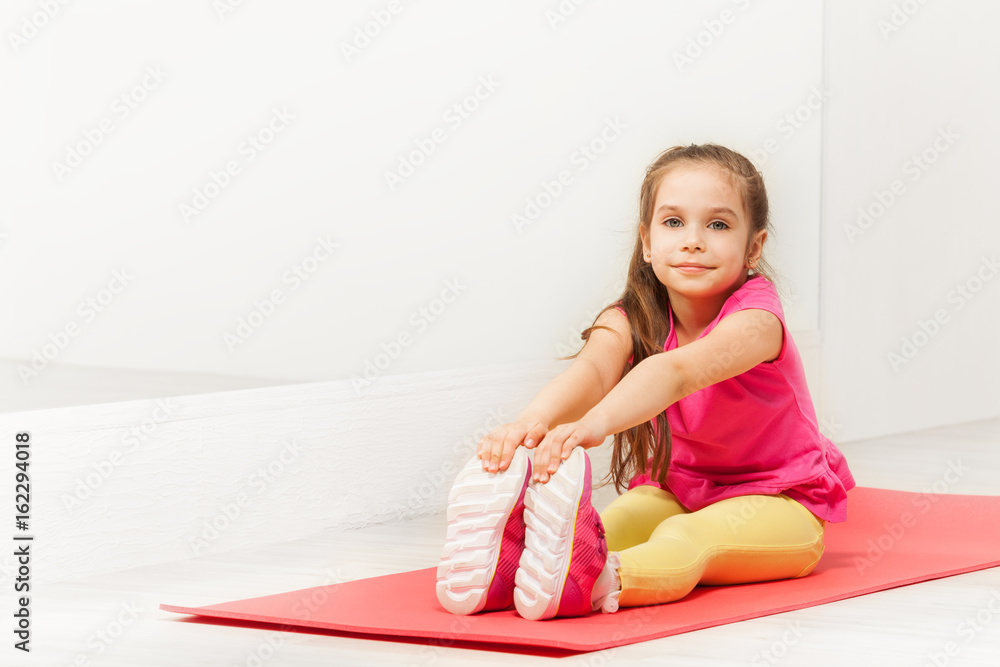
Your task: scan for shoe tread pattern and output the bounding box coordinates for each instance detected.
[436,449,528,614]
[514,448,586,620]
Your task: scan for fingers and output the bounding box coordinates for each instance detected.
[477,431,499,471]
[522,424,548,450]
[532,437,550,482]
[548,431,580,475]
[531,427,584,483]
[533,429,564,483]
[477,424,529,473]
[560,435,578,461]
[494,430,521,473]
[476,422,551,475]
[481,431,505,472]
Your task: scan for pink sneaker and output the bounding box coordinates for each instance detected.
[436,447,531,615]
[514,447,608,620]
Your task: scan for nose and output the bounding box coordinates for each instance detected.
[681,226,704,252]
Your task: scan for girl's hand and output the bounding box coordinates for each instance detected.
[532,416,609,483]
[477,419,550,473]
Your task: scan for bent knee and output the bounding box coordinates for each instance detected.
[600,486,686,552]
[601,504,654,552]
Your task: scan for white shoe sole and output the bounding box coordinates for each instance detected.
[436,447,530,615]
[514,447,588,621]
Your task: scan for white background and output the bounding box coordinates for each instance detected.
[1,0,997,443]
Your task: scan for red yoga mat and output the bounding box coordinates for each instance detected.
[161,487,1000,653]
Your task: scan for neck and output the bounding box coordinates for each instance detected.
[668,274,751,340]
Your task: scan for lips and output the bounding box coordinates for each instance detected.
[672,264,712,275]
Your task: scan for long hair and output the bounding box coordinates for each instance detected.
[558,144,779,492]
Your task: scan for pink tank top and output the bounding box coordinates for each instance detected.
[614,275,855,523]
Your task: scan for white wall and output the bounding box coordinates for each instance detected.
[5,0,998,584]
[820,0,1000,442]
[1,0,825,410]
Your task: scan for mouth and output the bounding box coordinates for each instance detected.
[672,264,712,273]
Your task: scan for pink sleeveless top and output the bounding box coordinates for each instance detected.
[613,275,855,523]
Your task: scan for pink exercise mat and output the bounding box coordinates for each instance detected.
[161,486,1000,653]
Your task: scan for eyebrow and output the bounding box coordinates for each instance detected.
[655,204,740,218]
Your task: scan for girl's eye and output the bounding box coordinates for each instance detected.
[664,217,682,227]
[709,220,729,230]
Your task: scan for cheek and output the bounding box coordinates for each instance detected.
[713,248,747,273]
[654,226,678,246]
[720,242,746,260]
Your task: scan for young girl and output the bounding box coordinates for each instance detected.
[436,143,855,620]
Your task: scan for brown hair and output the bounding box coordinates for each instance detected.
[559,144,780,492]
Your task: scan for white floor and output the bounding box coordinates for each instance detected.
[11,416,1000,667]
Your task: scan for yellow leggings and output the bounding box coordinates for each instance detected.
[600,485,826,607]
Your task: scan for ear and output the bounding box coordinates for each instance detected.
[748,229,767,264]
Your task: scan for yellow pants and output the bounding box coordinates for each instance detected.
[600,485,826,607]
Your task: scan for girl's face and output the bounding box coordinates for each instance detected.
[641,165,765,301]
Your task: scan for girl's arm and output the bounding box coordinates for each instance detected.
[479,308,633,472]
[531,307,783,481]
[589,307,782,436]
[519,308,633,426]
